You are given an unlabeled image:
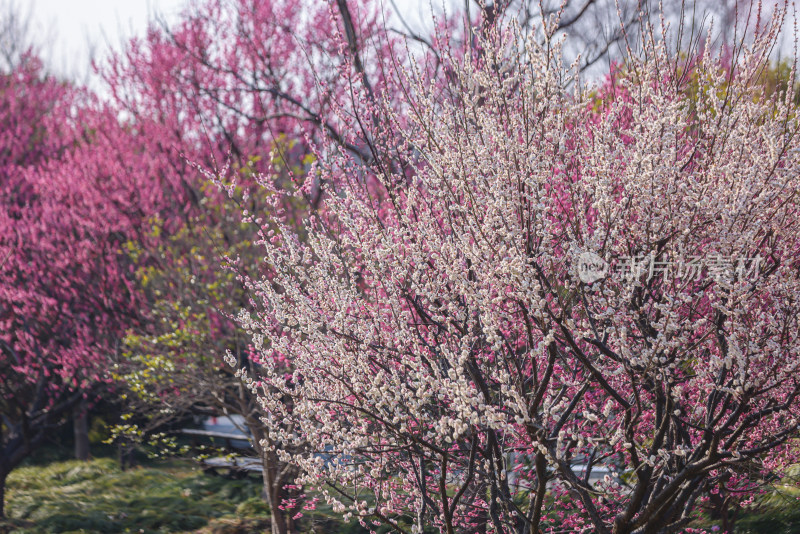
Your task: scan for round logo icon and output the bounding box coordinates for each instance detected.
[576,251,608,284]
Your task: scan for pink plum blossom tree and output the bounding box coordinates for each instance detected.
[0,55,185,517]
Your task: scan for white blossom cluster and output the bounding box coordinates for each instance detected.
[229,8,800,533]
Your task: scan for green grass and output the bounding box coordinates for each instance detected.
[0,456,385,534]
[5,455,799,533]
[733,466,800,533]
[2,457,269,533]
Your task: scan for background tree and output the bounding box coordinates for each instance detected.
[0,55,186,516]
[114,155,312,533]
[0,0,38,72]
[98,1,401,531]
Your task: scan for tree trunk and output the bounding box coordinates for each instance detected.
[73,398,90,461]
[118,440,134,471]
[259,439,290,534]
[267,473,290,534]
[475,481,489,534]
[240,392,300,533]
[249,423,294,534]
[0,466,8,519]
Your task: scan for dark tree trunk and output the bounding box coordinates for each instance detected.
[0,466,8,520]
[265,461,290,534]
[252,426,291,534]
[709,488,737,533]
[118,440,135,471]
[248,421,300,534]
[73,398,90,461]
[474,481,489,534]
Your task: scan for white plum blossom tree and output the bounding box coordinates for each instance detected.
[227,3,800,532]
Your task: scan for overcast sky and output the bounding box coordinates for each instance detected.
[25,0,436,82]
[28,0,187,79]
[24,0,798,84]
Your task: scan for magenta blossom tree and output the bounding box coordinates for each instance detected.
[0,54,184,517]
[230,5,800,534]
[0,57,86,517]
